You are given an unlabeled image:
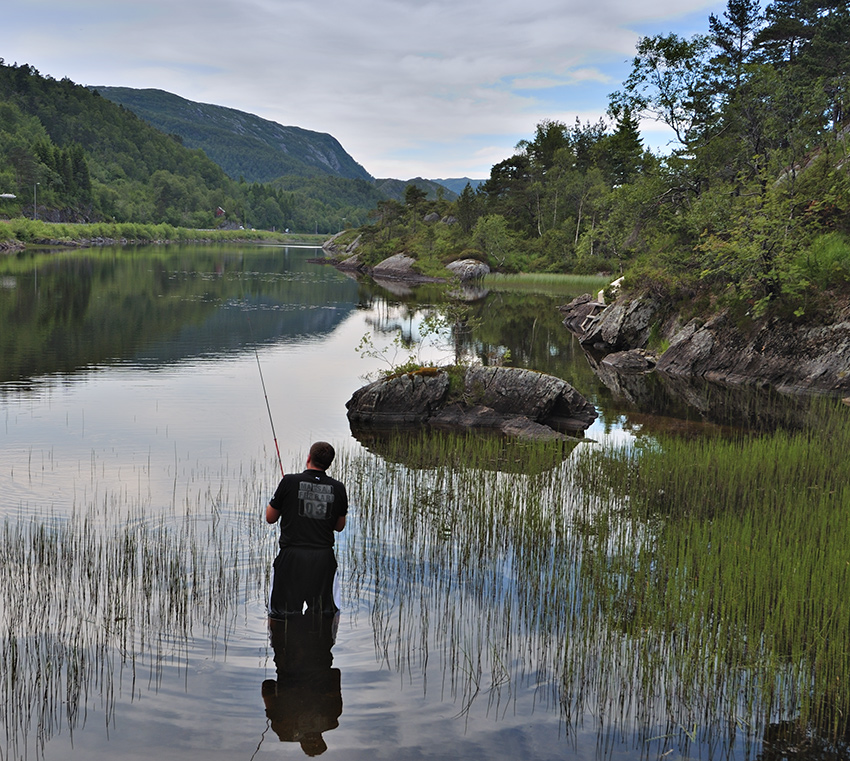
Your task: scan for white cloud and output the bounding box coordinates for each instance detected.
[4,0,725,179]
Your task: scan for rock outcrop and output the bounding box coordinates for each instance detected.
[656,311,850,395]
[561,292,850,396]
[346,365,598,440]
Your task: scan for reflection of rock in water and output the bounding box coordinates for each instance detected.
[584,348,816,432]
[447,285,490,302]
[262,614,342,756]
[349,428,579,475]
[371,277,414,298]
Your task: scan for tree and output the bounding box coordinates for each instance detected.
[455,183,480,234]
[518,119,570,173]
[472,215,515,269]
[709,0,764,94]
[755,0,816,64]
[601,109,644,185]
[403,183,427,208]
[611,33,714,148]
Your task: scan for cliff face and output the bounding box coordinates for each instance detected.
[562,294,850,397]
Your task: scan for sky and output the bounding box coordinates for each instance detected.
[5,0,727,180]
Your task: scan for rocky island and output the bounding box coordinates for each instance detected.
[346,365,598,441]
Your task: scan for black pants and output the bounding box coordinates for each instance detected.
[269,546,338,618]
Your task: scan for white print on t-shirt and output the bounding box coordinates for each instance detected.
[298,481,334,520]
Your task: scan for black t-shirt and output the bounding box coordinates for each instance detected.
[269,469,348,549]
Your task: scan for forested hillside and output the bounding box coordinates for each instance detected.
[0,61,378,233]
[94,87,373,184]
[343,0,850,320]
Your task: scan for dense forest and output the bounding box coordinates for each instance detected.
[342,0,850,320]
[0,62,382,233]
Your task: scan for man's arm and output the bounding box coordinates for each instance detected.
[334,515,346,532]
[266,503,281,524]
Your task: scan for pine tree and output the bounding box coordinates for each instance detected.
[709,0,764,94]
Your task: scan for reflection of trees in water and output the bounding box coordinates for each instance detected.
[0,246,359,381]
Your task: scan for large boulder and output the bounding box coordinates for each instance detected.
[446,259,490,282]
[346,365,597,439]
[346,370,450,426]
[372,254,419,279]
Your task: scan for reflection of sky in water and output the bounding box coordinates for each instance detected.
[0,305,415,516]
[0,249,696,761]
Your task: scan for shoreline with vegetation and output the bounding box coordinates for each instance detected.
[0,218,325,252]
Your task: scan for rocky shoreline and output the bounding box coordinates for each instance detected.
[560,292,850,398]
[323,233,491,284]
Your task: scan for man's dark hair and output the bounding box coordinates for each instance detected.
[309,441,335,470]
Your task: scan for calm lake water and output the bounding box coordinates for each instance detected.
[0,243,822,760]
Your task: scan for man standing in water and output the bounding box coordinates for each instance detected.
[266,441,348,618]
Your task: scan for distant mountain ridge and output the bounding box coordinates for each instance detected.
[94,86,373,184]
[432,177,485,194]
[93,86,483,205]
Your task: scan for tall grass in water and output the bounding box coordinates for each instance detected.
[571,397,850,743]
[483,272,609,296]
[337,433,583,718]
[338,405,850,755]
[0,455,274,760]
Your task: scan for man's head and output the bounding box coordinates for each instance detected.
[308,441,335,471]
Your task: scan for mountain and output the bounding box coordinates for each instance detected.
[432,178,485,194]
[94,86,373,184]
[375,177,458,202]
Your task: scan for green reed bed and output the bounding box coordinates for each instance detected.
[0,456,275,760]
[0,218,291,246]
[336,415,850,755]
[483,272,609,296]
[337,434,595,719]
[571,398,850,743]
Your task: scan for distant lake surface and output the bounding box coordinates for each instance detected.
[0,243,835,761]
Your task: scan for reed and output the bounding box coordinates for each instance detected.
[570,396,850,740]
[337,402,850,752]
[5,397,848,758]
[0,454,276,759]
[483,272,609,295]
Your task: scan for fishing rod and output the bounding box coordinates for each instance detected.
[247,313,285,478]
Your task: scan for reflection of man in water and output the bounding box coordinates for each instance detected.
[262,615,342,756]
[265,441,348,618]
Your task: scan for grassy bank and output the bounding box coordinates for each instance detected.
[0,218,325,248]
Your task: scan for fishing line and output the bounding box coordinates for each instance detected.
[246,311,285,478]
